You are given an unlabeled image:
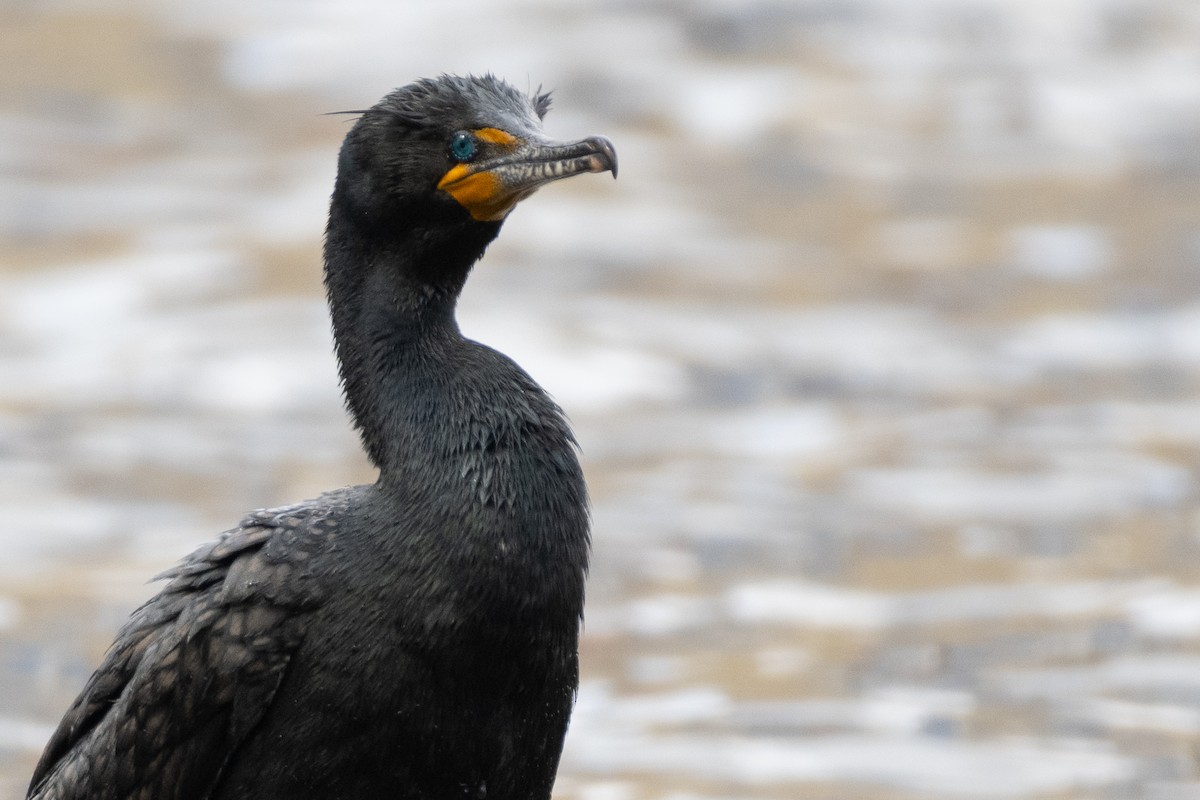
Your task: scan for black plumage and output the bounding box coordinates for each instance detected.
[28,73,616,800]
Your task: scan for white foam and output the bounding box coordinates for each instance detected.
[993,655,1200,700]
[1126,587,1200,638]
[1003,304,1200,372]
[1009,224,1112,280]
[726,579,1165,630]
[564,728,1133,796]
[846,459,1188,523]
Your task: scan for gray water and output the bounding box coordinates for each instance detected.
[3,1,1200,798]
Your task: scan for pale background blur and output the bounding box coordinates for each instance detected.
[3,1,1200,798]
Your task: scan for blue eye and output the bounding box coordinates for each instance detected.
[449,131,476,162]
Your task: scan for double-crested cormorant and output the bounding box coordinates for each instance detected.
[27,74,616,800]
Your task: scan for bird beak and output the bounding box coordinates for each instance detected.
[438,135,618,222]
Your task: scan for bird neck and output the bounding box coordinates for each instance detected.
[323,199,502,477]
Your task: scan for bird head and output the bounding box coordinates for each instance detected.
[333,74,617,227]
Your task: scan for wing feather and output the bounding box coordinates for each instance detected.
[28,503,333,800]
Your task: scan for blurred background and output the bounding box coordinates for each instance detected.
[3,1,1200,798]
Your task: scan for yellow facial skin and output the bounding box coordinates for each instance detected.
[473,128,518,147]
[438,166,511,221]
[437,128,523,222]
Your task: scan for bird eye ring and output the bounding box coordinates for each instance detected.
[449,131,477,163]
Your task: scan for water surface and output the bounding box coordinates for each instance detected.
[3,2,1200,798]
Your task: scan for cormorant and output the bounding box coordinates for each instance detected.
[27,73,616,800]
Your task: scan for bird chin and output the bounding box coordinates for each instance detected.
[438,170,538,222]
[480,187,539,222]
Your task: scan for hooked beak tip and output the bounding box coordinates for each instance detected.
[589,136,618,179]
